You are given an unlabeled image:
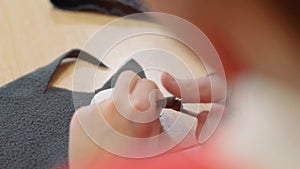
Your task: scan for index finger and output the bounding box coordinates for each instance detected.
[161,72,226,103]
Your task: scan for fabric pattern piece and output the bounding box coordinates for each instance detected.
[50,0,145,16]
[0,49,145,169]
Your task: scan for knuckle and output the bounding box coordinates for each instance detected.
[139,79,158,89]
[117,71,137,83]
[131,96,150,112]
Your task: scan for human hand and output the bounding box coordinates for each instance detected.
[161,72,226,103]
[161,72,227,142]
[69,70,164,168]
[103,70,164,138]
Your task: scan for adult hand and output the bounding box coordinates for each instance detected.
[161,72,226,103]
[69,71,164,168]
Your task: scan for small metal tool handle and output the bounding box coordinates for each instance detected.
[157,97,199,118]
[179,108,199,118]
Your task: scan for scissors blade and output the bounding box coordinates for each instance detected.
[157,96,198,118]
[156,96,181,110]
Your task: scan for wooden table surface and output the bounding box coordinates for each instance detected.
[0,0,207,153]
[0,0,205,91]
[3,2,299,168]
[0,0,113,86]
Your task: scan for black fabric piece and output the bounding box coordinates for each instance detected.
[50,0,145,16]
[97,59,145,92]
[0,49,145,169]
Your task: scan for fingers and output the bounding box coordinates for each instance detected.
[195,111,209,140]
[161,72,181,98]
[161,72,207,102]
[112,71,141,116]
[161,72,226,103]
[109,70,163,137]
[131,79,163,112]
[114,70,141,96]
[113,71,163,114]
[196,103,225,144]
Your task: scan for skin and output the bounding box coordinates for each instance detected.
[69,71,223,169]
[145,0,300,168]
[69,71,163,167]
[69,0,299,168]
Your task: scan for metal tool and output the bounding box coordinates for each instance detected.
[157,96,199,118]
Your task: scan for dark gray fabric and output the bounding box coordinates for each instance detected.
[50,0,145,16]
[0,49,145,169]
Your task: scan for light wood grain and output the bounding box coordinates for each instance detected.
[0,0,206,92]
[0,0,117,86]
